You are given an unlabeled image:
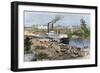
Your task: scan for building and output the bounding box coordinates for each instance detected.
[32,24,47,29]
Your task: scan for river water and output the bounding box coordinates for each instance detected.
[69,38,90,49]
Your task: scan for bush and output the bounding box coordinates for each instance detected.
[37,52,48,60]
[24,36,32,53]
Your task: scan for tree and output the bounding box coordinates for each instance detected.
[80,18,90,39]
[80,18,86,28]
[24,36,32,53]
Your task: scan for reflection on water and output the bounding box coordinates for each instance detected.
[69,38,90,49]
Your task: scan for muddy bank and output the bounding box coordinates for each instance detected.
[24,38,90,61]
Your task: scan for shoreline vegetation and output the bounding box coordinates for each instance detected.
[66,19,90,40]
[24,18,90,61]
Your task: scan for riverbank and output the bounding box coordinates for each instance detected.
[24,38,90,61]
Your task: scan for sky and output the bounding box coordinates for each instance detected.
[24,11,90,27]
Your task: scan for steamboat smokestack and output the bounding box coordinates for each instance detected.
[47,15,63,33]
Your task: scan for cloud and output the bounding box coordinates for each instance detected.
[24,11,90,27]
